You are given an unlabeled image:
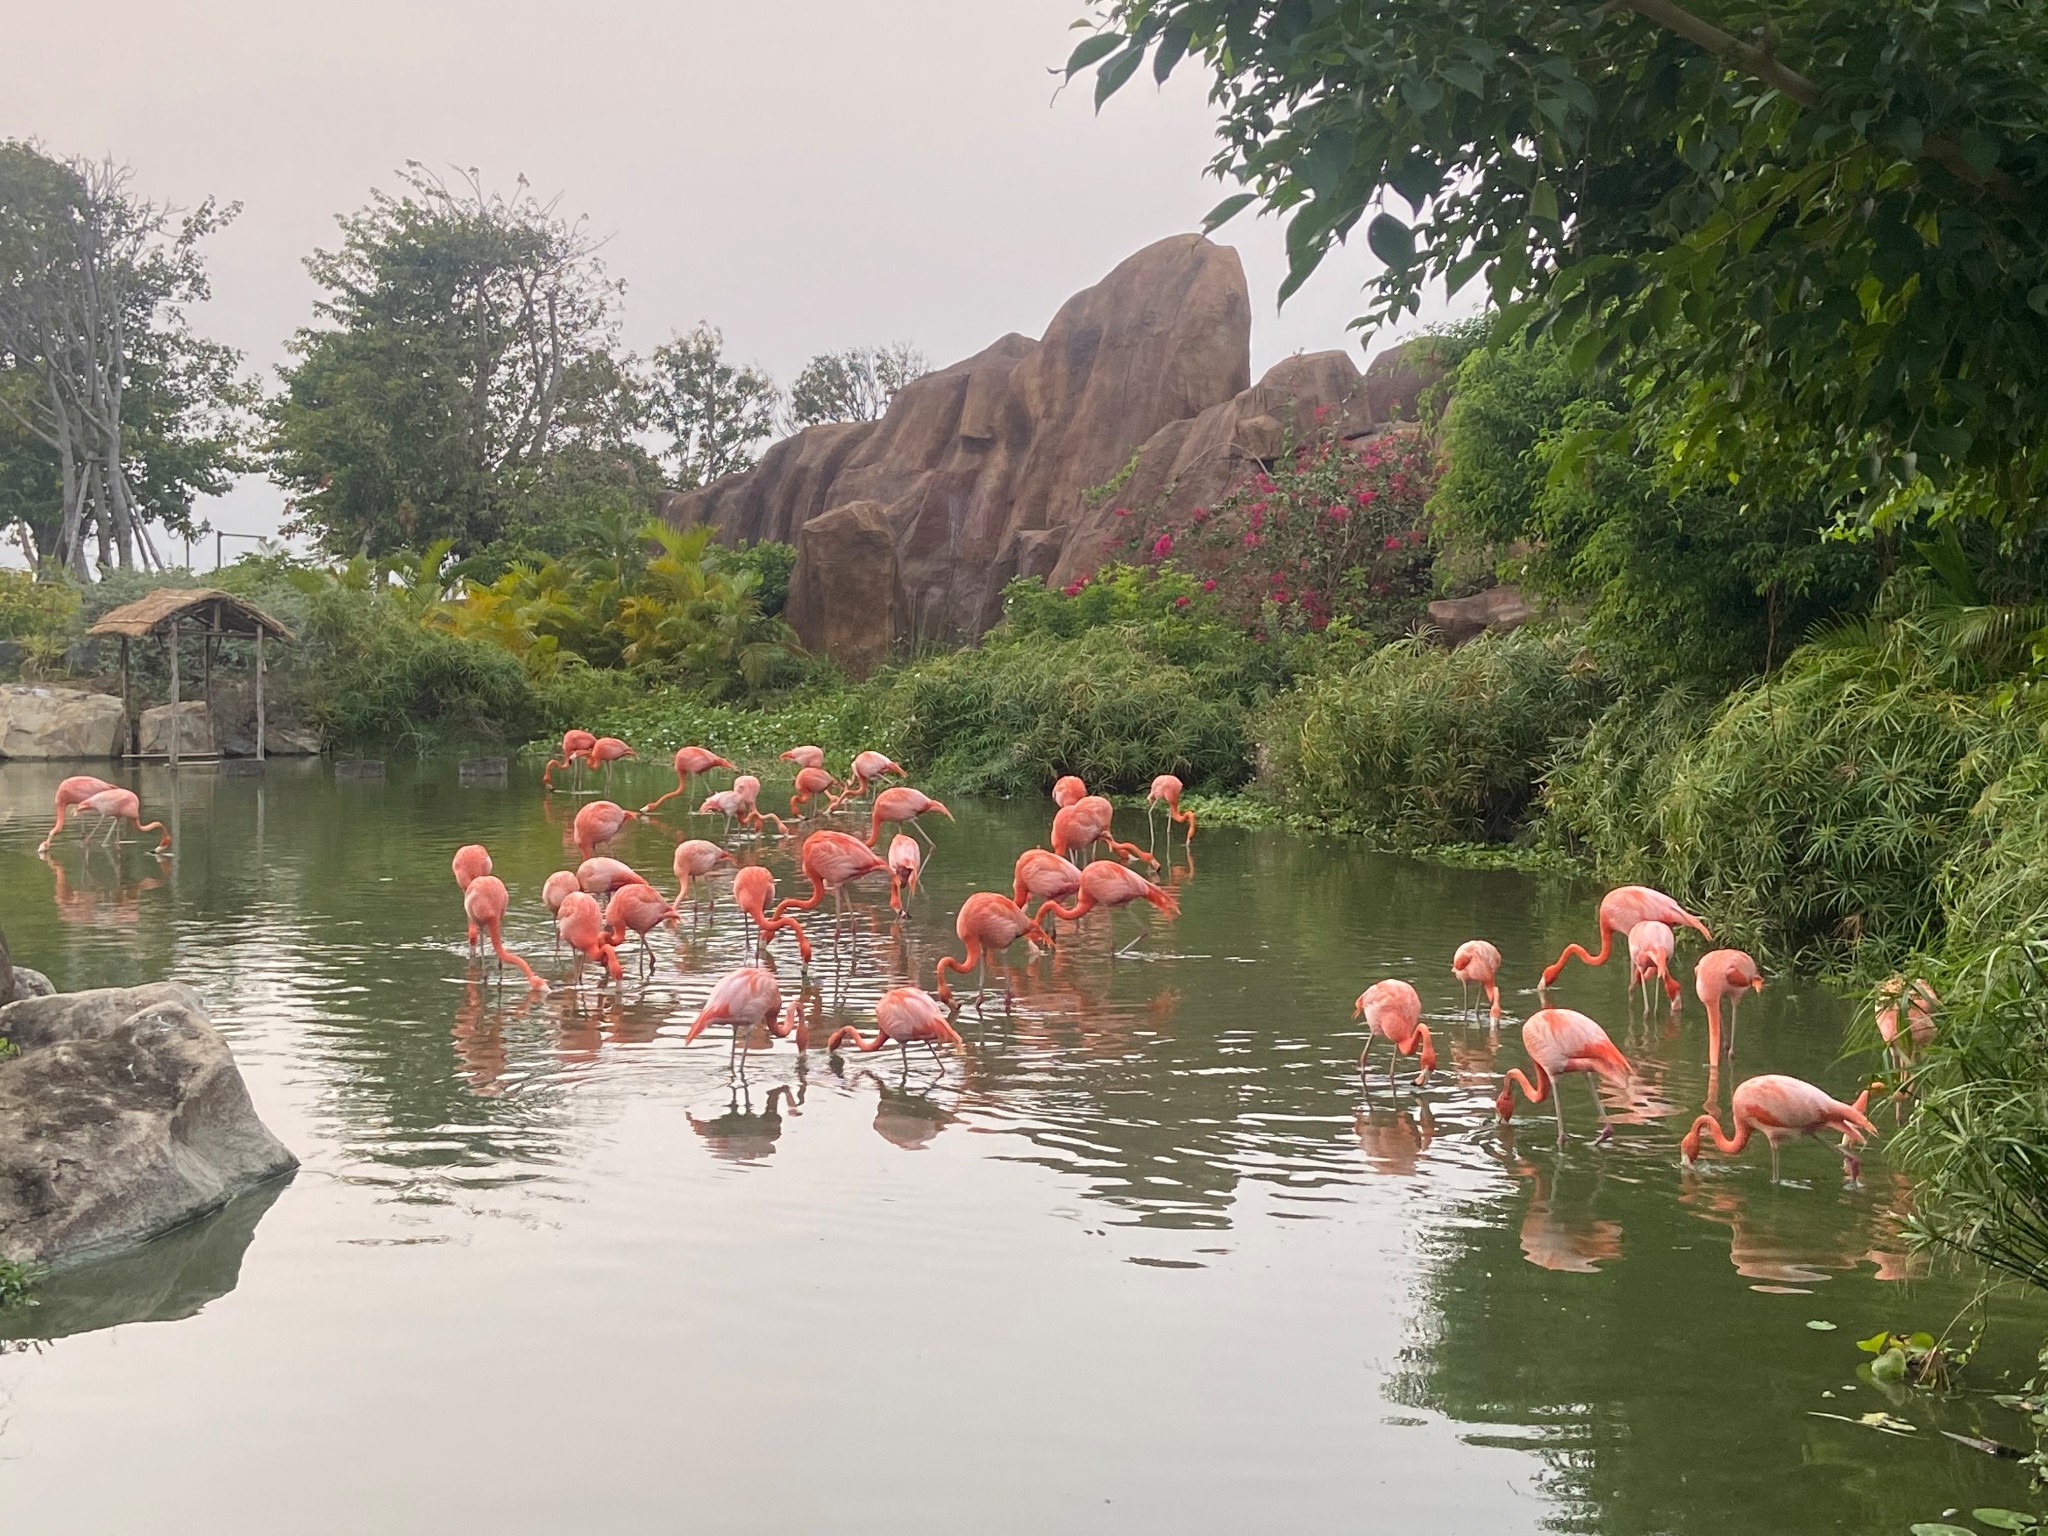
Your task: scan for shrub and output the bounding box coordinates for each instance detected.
[1259,628,1604,844]
[0,570,78,676]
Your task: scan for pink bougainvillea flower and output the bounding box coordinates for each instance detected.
[1191,507,1208,522]
[1174,595,1190,608]
[1201,578,1217,591]
[1151,534,1173,557]
[1356,488,1378,506]
[1383,535,1401,550]
[1242,531,1260,548]
[1327,506,1348,522]
[1114,506,1131,517]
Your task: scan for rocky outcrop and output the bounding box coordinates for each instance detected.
[0,684,124,760]
[140,700,214,757]
[1427,586,1536,646]
[0,983,297,1268]
[783,501,909,677]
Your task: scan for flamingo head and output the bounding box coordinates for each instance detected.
[1494,1085,1516,1122]
[1416,1033,1437,1081]
[1023,918,1053,951]
[1679,1123,1703,1165]
[928,799,954,821]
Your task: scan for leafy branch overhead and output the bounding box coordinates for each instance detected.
[1073,0,2048,534]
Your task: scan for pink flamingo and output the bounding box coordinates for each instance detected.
[1694,949,1764,1060]
[789,765,838,819]
[1540,885,1711,989]
[772,831,890,923]
[684,966,806,1065]
[576,856,649,896]
[887,834,922,913]
[671,839,735,910]
[541,870,580,956]
[77,786,171,852]
[1355,978,1436,1085]
[1495,1008,1634,1146]
[1013,847,1082,914]
[642,746,737,814]
[1050,797,1154,868]
[780,745,826,771]
[451,843,492,894]
[867,786,953,849]
[934,893,1051,1004]
[542,730,597,792]
[1627,921,1680,1011]
[1682,1074,1879,1183]
[1034,860,1178,952]
[555,890,623,981]
[572,800,631,860]
[1052,774,1087,809]
[1876,976,1939,1074]
[588,736,635,791]
[1146,774,1197,848]
[828,986,964,1070]
[734,865,812,965]
[462,875,548,991]
[830,750,904,808]
[37,774,115,852]
[1452,940,1503,1019]
[604,883,680,972]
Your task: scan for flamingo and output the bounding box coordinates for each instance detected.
[1452,940,1503,1019]
[576,856,650,896]
[604,883,680,972]
[1033,859,1177,952]
[1876,975,1939,1074]
[1540,885,1711,989]
[1012,847,1083,915]
[542,730,597,792]
[1146,774,1197,849]
[780,745,826,771]
[76,786,171,853]
[1495,1008,1633,1147]
[867,786,953,849]
[698,789,747,838]
[1355,979,1436,1085]
[37,774,115,852]
[541,870,580,955]
[1695,949,1764,1060]
[1627,921,1680,1011]
[789,765,838,819]
[772,831,890,924]
[684,966,806,1067]
[733,865,812,966]
[827,986,964,1070]
[572,800,632,860]
[934,892,1051,1004]
[452,843,492,894]
[1051,797,1154,868]
[672,839,735,910]
[887,834,922,913]
[555,890,623,981]
[588,736,635,790]
[831,749,905,807]
[642,746,738,814]
[1052,774,1087,809]
[462,875,548,990]
[1682,1074,1878,1183]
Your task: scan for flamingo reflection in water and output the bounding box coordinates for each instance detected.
[42,853,164,926]
[689,1083,805,1162]
[844,1072,956,1149]
[1514,1165,1624,1274]
[1353,1097,1438,1177]
[1681,1172,1928,1287]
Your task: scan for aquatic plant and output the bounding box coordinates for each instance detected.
[0,1260,37,1310]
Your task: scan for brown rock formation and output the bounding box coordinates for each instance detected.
[1426,586,1535,646]
[782,502,909,678]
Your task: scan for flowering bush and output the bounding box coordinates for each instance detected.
[1120,423,1438,639]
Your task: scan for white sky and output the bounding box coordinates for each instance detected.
[3,0,1472,564]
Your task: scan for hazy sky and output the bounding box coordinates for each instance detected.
[4,0,1471,557]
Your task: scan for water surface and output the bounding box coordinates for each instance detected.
[0,759,2036,1534]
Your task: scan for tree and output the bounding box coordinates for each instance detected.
[0,142,248,575]
[648,324,780,489]
[1074,2,2048,544]
[267,165,640,556]
[786,343,928,428]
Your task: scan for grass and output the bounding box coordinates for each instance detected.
[0,1259,37,1310]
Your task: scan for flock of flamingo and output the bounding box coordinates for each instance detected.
[32,728,1931,1187]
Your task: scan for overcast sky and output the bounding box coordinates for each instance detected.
[4,0,1471,561]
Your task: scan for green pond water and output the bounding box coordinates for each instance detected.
[0,757,2039,1534]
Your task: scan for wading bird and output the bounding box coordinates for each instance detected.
[462,875,547,990]
[789,765,838,819]
[452,844,492,894]
[734,865,812,965]
[1051,796,1154,868]
[577,856,649,896]
[1033,860,1177,951]
[37,775,115,852]
[77,786,171,853]
[867,786,952,849]
[572,800,632,860]
[1681,1074,1878,1183]
[1012,847,1083,916]
[1452,940,1503,1019]
[641,746,738,814]
[684,966,806,1067]
[588,736,635,789]
[1694,949,1763,1060]
[828,986,964,1071]
[780,745,826,771]
[1052,775,1087,809]
[1876,976,1939,1075]
[672,839,735,911]
[541,870,580,954]
[555,890,623,981]
[832,750,905,806]
[1356,978,1436,1085]
[542,730,597,792]
[1540,886,1711,990]
[1146,774,1197,849]
[934,892,1051,1004]
[1495,1008,1633,1147]
[772,831,890,923]
[604,883,680,972]
[887,834,921,913]
[1627,921,1680,1011]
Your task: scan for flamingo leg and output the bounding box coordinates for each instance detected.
[1726,995,1741,1057]
[1553,1087,1569,1148]
[1768,1136,1782,1184]
[1590,1076,1614,1144]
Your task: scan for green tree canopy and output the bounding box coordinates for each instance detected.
[648,324,780,489]
[786,343,928,429]
[1076,1,2048,541]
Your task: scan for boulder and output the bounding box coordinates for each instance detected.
[0,684,124,760]
[1426,586,1536,646]
[12,968,54,1000]
[784,501,910,678]
[0,983,297,1268]
[139,700,214,757]
[1361,335,1455,426]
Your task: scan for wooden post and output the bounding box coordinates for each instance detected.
[255,628,266,760]
[120,636,132,758]
[167,619,180,769]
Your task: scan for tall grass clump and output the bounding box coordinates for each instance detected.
[1541,683,1708,875]
[1259,628,1604,844]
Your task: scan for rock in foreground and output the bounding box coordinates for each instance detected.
[0,684,124,759]
[0,984,296,1268]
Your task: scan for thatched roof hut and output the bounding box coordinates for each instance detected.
[87,587,292,764]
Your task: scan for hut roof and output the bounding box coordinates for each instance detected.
[86,587,292,642]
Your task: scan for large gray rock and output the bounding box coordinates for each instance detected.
[139,700,214,757]
[0,983,296,1268]
[0,684,124,760]
[1427,586,1536,646]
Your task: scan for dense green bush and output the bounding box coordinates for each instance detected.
[1259,628,1604,844]
[564,679,889,769]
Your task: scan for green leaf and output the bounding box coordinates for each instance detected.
[1202,192,1257,233]
[1857,1332,1891,1354]
[1153,25,1191,83]
[1094,45,1145,109]
[1909,1526,1978,1536]
[1806,1320,1838,1331]
[1972,1512,2032,1532]
[1063,33,1122,79]
[1530,181,1559,225]
[1367,212,1416,271]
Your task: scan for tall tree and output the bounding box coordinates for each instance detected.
[786,343,928,429]
[1074,1,2048,541]
[648,324,780,489]
[267,165,639,556]
[0,143,247,575]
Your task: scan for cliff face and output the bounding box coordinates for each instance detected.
[663,235,1441,673]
